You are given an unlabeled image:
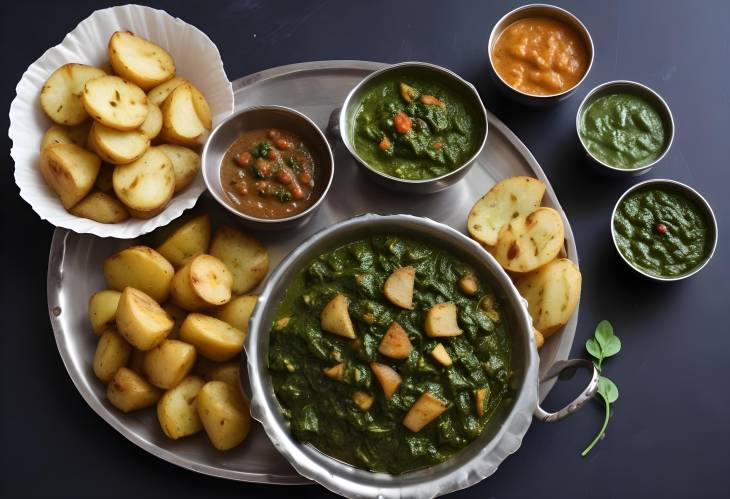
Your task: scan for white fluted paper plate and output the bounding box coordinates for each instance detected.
[9,4,233,238]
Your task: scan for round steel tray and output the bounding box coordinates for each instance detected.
[47,60,579,485]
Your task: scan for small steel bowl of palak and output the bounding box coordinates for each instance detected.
[487,4,594,105]
[202,105,334,230]
[577,80,674,176]
[339,62,488,194]
[611,179,718,282]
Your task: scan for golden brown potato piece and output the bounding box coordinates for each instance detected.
[353,391,374,411]
[40,63,106,125]
[40,123,90,150]
[143,339,197,389]
[107,367,161,412]
[40,143,101,209]
[468,176,546,246]
[156,144,201,193]
[81,75,148,130]
[147,76,187,106]
[213,294,257,336]
[115,287,174,351]
[209,226,269,295]
[474,387,489,417]
[378,321,413,359]
[370,362,402,400]
[93,328,132,383]
[156,214,211,268]
[197,381,251,451]
[457,273,478,296]
[112,147,175,219]
[515,258,582,338]
[323,362,345,381]
[207,363,240,389]
[104,245,174,303]
[430,343,452,367]
[171,254,233,311]
[108,31,175,91]
[180,313,245,362]
[89,289,121,335]
[70,191,130,224]
[138,102,163,139]
[402,392,448,432]
[188,84,212,130]
[424,303,462,337]
[157,375,205,440]
[533,328,545,349]
[490,207,565,273]
[383,266,415,309]
[161,83,208,146]
[89,121,149,165]
[320,293,356,339]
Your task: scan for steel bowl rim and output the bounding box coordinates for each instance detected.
[487,3,595,100]
[201,104,335,225]
[245,213,539,498]
[576,80,675,174]
[610,178,718,282]
[338,61,489,186]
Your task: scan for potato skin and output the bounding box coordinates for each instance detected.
[209,226,269,295]
[71,191,129,224]
[143,339,197,389]
[179,313,245,362]
[108,31,175,91]
[197,381,251,450]
[115,287,174,351]
[40,63,106,125]
[157,376,205,439]
[212,294,257,335]
[107,367,161,412]
[88,289,121,335]
[40,143,101,209]
[170,254,232,311]
[156,214,211,268]
[103,246,174,303]
[206,363,240,389]
[93,328,132,383]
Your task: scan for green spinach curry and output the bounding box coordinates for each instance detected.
[353,78,483,180]
[268,235,512,473]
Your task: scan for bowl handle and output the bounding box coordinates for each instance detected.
[533,359,600,423]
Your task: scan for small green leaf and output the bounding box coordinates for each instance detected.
[601,336,622,358]
[585,338,602,361]
[598,376,619,403]
[595,320,614,348]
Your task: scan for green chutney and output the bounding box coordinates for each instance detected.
[268,235,512,473]
[353,78,483,180]
[613,188,709,277]
[580,94,666,169]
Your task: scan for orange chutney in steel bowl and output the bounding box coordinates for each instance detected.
[491,17,589,96]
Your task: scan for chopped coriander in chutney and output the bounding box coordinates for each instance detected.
[353,78,483,180]
[579,94,666,169]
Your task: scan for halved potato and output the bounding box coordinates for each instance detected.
[424,303,462,337]
[161,83,208,146]
[115,287,174,351]
[189,84,212,130]
[156,214,211,268]
[138,103,163,139]
[490,207,565,273]
[213,294,257,336]
[143,339,197,389]
[112,147,175,218]
[93,328,132,383]
[207,363,240,388]
[108,31,175,91]
[515,258,582,338]
[90,121,149,164]
[82,75,148,130]
[430,343,452,367]
[370,362,401,400]
[179,313,245,362]
[40,123,90,150]
[104,245,174,303]
[147,76,187,106]
[383,266,415,309]
[209,226,269,295]
[156,144,201,193]
[40,63,106,125]
[107,367,161,412]
[378,321,413,359]
[468,176,546,246]
[70,191,130,224]
[197,381,251,451]
[157,375,205,440]
[89,289,122,335]
[402,392,448,432]
[171,254,233,311]
[320,293,356,339]
[40,143,101,209]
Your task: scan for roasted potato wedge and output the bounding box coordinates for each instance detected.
[40,143,101,209]
[209,226,269,295]
[143,339,197,389]
[213,294,257,336]
[156,214,211,268]
[90,121,149,164]
[107,367,160,412]
[71,191,130,224]
[370,362,402,400]
[112,147,175,218]
[93,328,132,383]
[116,287,174,351]
[402,392,448,432]
[490,207,565,273]
[81,75,148,131]
[40,63,106,125]
[171,254,233,311]
[468,176,546,246]
[104,245,174,303]
[157,375,205,440]
[40,123,90,150]
[147,76,187,106]
[188,84,212,130]
[197,381,251,451]
[88,289,122,335]
[320,293,356,339]
[156,144,201,193]
[161,83,208,146]
[180,313,245,362]
[383,266,415,309]
[515,258,581,338]
[108,31,175,91]
[138,103,163,139]
[425,303,462,337]
[378,321,413,359]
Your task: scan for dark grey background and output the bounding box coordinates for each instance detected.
[2,1,728,497]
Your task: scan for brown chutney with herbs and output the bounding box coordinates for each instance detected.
[220,128,317,219]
